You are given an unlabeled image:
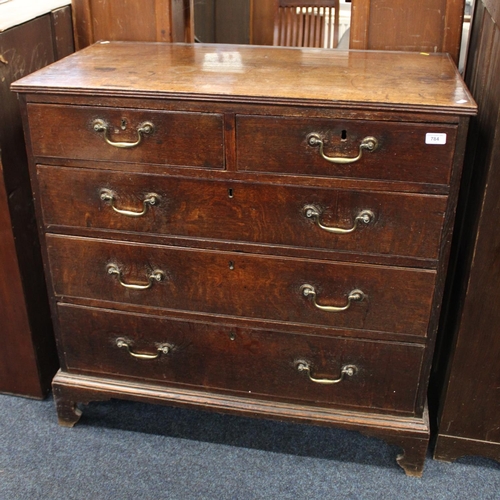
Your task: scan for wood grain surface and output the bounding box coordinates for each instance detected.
[56,303,425,414]
[236,115,458,184]
[12,42,476,114]
[0,10,72,397]
[37,165,447,261]
[433,0,500,464]
[15,42,476,475]
[46,234,436,338]
[27,103,224,168]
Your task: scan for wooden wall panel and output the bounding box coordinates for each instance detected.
[90,0,158,43]
[350,0,465,64]
[71,0,194,50]
[251,0,275,45]
[0,12,69,398]
[0,154,43,397]
[433,0,500,463]
[50,6,75,59]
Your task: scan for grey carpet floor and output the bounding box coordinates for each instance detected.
[1,393,499,500]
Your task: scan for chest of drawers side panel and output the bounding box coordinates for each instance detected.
[413,116,472,413]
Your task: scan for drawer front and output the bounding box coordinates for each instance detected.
[38,165,447,260]
[236,115,457,184]
[47,235,436,337]
[58,304,424,414]
[27,103,224,168]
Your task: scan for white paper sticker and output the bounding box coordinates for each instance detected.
[425,133,447,145]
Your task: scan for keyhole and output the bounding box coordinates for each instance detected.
[228,188,234,198]
[341,130,347,141]
[229,261,235,270]
[229,332,236,341]
[121,119,127,130]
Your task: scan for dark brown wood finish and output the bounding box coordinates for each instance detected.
[37,165,448,261]
[27,104,224,168]
[0,9,74,398]
[46,234,436,338]
[433,0,500,464]
[57,304,424,414]
[0,154,43,396]
[50,6,75,60]
[13,42,475,475]
[236,116,458,184]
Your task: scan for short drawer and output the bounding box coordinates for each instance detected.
[236,115,457,185]
[38,165,447,261]
[47,235,436,338]
[27,103,224,169]
[58,304,424,414]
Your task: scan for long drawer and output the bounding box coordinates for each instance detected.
[57,303,424,414]
[46,235,436,338]
[236,115,457,184]
[27,103,225,168]
[38,165,447,261]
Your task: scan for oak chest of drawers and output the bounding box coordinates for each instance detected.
[13,42,476,476]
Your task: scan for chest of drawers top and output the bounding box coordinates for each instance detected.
[13,41,475,114]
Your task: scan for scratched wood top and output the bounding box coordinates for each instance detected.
[12,42,476,114]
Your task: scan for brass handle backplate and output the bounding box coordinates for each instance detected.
[301,284,365,312]
[303,205,374,234]
[100,189,159,217]
[307,134,379,164]
[93,119,154,148]
[107,264,165,290]
[295,360,358,384]
[116,337,172,360]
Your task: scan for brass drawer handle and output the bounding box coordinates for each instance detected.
[100,189,159,217]
[301,284,365,312]
[295,360,358,385]
[116,337,172,360]
[93,119,154,148]
[107,264,165,290]
[303,205,374,234]
[307,134,379,164]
